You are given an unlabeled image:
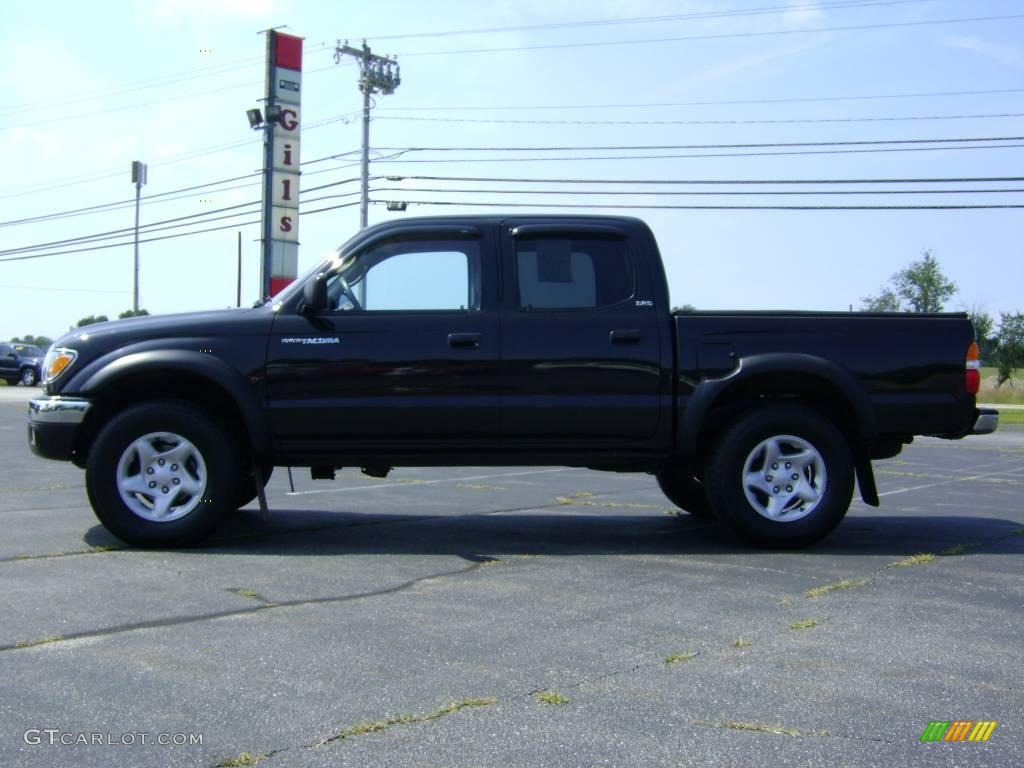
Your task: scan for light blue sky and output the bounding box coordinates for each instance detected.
[2,0,1022,339]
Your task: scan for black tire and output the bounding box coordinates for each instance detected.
[704,405,854,548]
[233,462,274,509]
[656,470,713,517]
[85,401,240,548]
[20,367,38,386]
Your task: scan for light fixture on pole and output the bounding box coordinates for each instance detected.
[131,160,148,313]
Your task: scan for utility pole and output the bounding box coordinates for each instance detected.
[334,40,400,229]
[130,160,148,312]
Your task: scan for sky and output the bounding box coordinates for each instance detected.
[2,0,1022,340]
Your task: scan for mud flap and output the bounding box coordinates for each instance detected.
[855,456,879,507]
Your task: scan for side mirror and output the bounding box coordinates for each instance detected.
[301,274,328,316]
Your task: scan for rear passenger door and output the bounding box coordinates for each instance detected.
[499,222,664,446]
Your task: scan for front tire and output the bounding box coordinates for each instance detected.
[20,367,39,386]
[85,401,240,547]
[704,405,854,548]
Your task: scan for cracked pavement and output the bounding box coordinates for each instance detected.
[0,398,1022,767]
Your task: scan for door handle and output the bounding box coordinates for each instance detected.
[609,329,641,344]
[448,332,482,349]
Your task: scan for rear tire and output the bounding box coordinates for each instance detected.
[20,367,39,386]
[85,401,240,548]
[704,405,854,548]
[656,470,712,517]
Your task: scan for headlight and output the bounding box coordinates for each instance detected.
[42,347,77,384]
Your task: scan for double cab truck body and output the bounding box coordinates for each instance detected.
[27,216,997,547]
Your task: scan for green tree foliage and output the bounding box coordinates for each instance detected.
[862,250,957,313]
[969,310,996,361]
[76,315,109,328]
[862,288,902,312]
[10,335,53,349]
[117,309,150,319]
[994,312,1024,386]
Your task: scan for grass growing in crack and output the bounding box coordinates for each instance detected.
[314,698,497,748]
[889,553,935,568]
[218,753,269,768]
[705,721,828,738]
[803,578,867,599]
[789,618,819,631]
[939,542,983,556]
[731,638,753,648]
[665,652,698,665]
[533,690,570,706]
[15,635,62,649]
[235,589,259,599]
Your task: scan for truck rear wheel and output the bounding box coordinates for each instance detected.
[656,470,712,517]
[85,401,240,548]
[704,405,854,548]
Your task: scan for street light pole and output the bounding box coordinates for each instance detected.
[130,161,148,313]
[334,40,400,229]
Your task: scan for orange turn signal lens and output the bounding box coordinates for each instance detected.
[44,348,77,383]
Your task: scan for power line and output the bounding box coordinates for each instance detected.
[0,152,364,228]
[398,13,1024,58]
[377,111,1024,127]
[3,111,360,202]
[376,135,1024,152]
[371,185,1024,197]
[378,87,1024,113]
[0,201,361,264]
[376,198,1024,211]
[0,184,365,258]
[388,174,1024,185]
[371,143,1024,164]
[363,0,936,39]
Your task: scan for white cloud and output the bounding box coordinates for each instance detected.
[943,35,1024,68]
[782,0,824,29]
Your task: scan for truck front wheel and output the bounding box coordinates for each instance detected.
[85,402,240,547]
[704,405,854,548]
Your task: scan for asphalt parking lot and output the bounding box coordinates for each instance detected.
[0,391,1021,768]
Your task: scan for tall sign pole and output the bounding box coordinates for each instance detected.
[334,40,400,229]
[260,30,303,299]
[130,160,147,313]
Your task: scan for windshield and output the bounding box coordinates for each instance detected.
[262,250,348,307]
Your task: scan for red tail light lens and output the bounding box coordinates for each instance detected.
[965,341,980,395]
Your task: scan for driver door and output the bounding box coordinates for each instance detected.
[266,229,501,453]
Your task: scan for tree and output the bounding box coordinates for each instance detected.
[118,309,150,319]
[994,312,1024,387]
[968,309,996,361]
[861,288,902,312]
[862,250,957,313]
[10,335,53,348]
[76,315,109,328]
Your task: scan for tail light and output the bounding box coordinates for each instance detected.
[965,341,980,395]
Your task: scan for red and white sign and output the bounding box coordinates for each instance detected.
[263,31,302,295]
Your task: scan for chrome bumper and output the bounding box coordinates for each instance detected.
[28,396,92,425]
[971,407,999,435]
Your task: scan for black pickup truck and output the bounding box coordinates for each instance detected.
[28,215,997,548]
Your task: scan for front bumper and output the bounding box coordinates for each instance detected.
[27,396,92,461]
[971,407,999,436]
